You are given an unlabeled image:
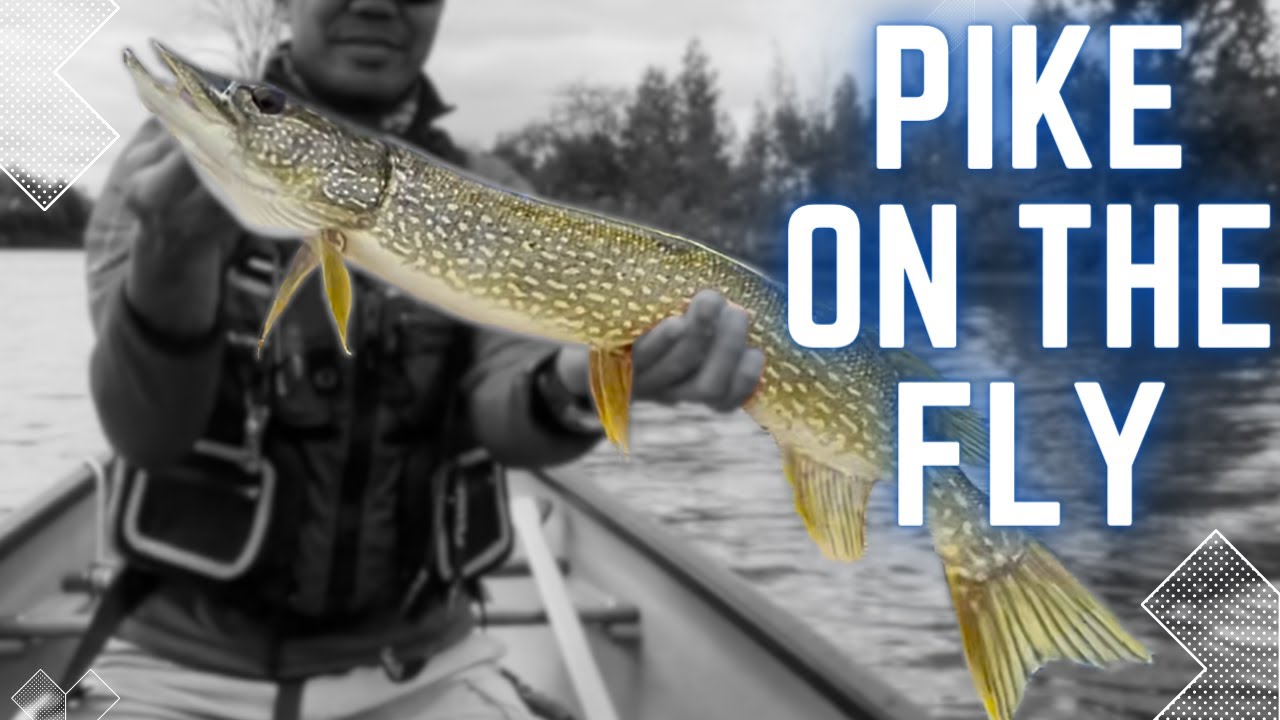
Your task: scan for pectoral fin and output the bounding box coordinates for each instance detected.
[257,243,319,359]
[781,447,874,561]
[588,346,633,457]
[317,230,353,354]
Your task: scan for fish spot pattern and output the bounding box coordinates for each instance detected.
[363,145,905,469]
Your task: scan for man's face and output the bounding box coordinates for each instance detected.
[286,0,444,109]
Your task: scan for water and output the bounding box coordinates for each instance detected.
[4,250,1279,718]
[0,251,107,508]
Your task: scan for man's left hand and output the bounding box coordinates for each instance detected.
[553,290,766,413]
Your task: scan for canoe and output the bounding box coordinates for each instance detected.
[0,455,930,720]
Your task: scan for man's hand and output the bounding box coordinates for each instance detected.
[553,290,766,413]
[120,122,241,339]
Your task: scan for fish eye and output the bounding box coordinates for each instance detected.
[250,86,287,114]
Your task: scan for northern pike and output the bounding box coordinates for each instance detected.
[124,42,1150,720]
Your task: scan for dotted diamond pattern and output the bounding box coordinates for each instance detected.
[0,0,119,210]
[922,0,1026,54]
[11,670,65,720]
[925,0,975,52]
[11,669,118,720]
[1144,531,1280,719]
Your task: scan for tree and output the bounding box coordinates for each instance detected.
[730,103,783,261]
[493,84,630,209]
[487,40,880,269]
[674,40,733,215]
[811,74,867,200]
[1029,0,1280,272]
[621,67,684,223]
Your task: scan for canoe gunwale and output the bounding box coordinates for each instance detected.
[532,467,933,720]
[0,455,104,567]
[1,458,929,720]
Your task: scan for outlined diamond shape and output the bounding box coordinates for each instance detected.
[1142,530,1280,720]
[11,669,118,720]
[925,0,1027,54]
[0,0,120,211]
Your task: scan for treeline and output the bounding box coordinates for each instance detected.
[1019,0,1280,275]
[492,40,867,275]
[493,0,1280,278]
[0,174,93,249]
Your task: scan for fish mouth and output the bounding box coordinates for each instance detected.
[123,41,241,142]
[122,42,303,235]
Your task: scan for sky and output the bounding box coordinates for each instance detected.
[52,0,1032,197]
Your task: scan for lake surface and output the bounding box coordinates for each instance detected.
[0,252,105,508]
[3,250,1278,719]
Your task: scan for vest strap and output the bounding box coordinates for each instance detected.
[272,679,303,720]
[61,566,159,689]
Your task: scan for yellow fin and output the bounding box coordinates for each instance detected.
[781,448,873,561]
[943,542,1151,720]
[257,243,319,359]
[317,231,353,354]
[588,346,633,457]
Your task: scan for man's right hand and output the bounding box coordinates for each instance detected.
[121,122,241,339]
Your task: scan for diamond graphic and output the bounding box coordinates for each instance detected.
[0,0,119,210]
[1143,530,1280,719]
[926,0,976,51]
[11,669,118,720]
[924,0,1026,54]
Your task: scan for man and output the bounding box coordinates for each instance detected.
[70,0,764,719]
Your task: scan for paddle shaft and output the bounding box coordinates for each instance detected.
[511,497,621,720]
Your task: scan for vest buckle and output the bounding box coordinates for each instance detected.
[380,645,427,684]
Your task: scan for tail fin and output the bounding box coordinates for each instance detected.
[926,470,1150,720]
[942,541,1151,720]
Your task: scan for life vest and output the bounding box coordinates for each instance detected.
[109,245,514,615]
[106,67,515,626]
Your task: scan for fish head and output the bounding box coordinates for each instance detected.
[123,41,390,239]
